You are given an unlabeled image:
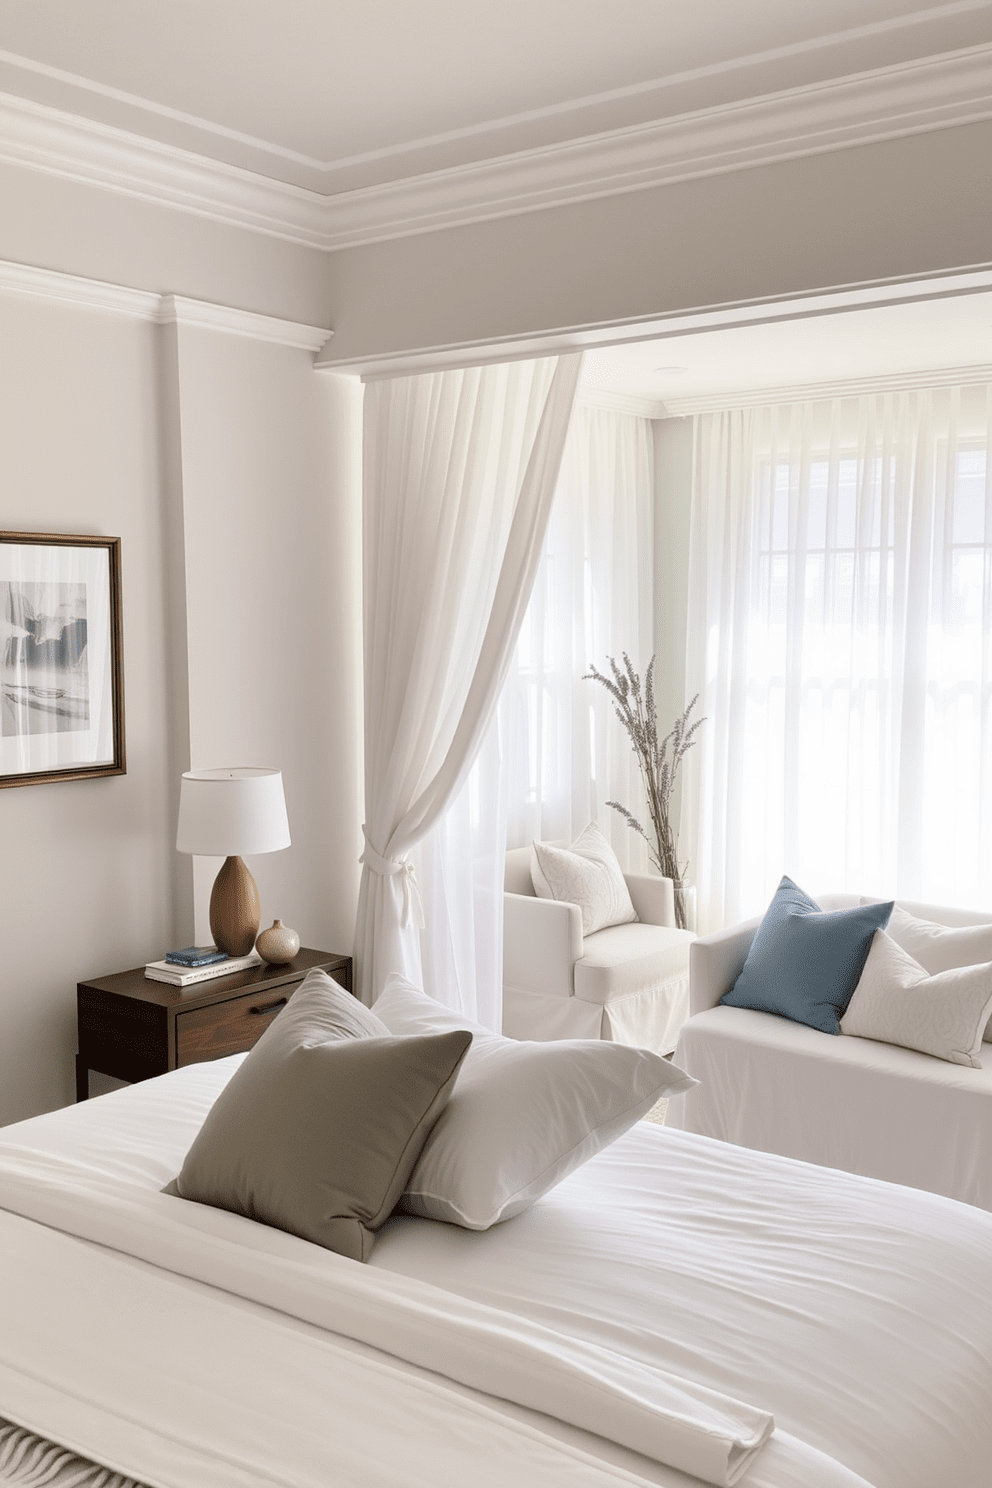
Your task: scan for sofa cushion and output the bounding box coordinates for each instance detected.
[841,930,992,1067]
[532,821,637,935]
[720,876,893,1035]
[574,923,695,1007]
[884,907,992,1044]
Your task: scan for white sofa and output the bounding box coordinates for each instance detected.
[502,845,694,1053]
[669,894,992,1210]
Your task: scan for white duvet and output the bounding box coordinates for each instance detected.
[0,1057,990,1488]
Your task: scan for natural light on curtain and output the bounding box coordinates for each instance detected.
[357,354,583,1024]
[414,401,654,1026]
[682,385,992,933]
[499,400,655,865]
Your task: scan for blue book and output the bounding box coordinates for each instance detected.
[165,946,229,967]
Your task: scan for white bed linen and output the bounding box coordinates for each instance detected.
[670,1004,992,1208]
[0,1058,989,1487]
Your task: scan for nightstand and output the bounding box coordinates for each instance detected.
[76,948,352,1100]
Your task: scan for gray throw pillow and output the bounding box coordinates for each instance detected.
[163,968,471,1261]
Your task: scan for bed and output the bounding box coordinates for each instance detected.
[2,1007,992,1488]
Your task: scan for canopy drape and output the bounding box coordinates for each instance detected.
[356,354,582,1005]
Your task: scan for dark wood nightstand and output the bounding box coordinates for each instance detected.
[76,949,352,1100]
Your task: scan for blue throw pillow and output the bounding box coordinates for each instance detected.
[720,877,893,1035]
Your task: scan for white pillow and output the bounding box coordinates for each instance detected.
[885,905,992,1042]
[373,974,696,1229]
[840,930,992,1067]
[531,821,638,936]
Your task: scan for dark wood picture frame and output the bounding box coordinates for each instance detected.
[0,532,125,788]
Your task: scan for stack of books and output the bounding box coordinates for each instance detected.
[145,946,262,987]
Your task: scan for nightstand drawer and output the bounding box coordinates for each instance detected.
[175,987,294,1065]
[76,950,351,1099]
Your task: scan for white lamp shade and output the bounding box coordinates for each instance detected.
[176,768,291,857]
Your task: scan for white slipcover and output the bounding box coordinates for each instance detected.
[503,845,694,1052]
[670,894,992,1209]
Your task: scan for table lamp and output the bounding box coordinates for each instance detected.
[176,767,291,956]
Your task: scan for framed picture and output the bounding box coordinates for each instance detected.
[0,532,125,788]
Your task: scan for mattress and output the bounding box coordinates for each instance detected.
[1,1055,991,1487]
[670,1003,992,1208]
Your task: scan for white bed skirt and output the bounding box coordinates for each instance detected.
[0,1417,144,1487]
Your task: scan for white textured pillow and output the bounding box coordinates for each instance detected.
[373,973,696,1229]
[885,905,992,1041]
[531,821,638,935]
[840,930,992,1067]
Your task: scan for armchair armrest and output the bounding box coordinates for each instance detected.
[503,892,583,1001]
[624,872,676,927]
[689,917,761,1015]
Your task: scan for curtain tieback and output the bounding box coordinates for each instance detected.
[360,828,425,930]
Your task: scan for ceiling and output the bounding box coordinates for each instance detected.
[581,287,992,409]
[0,1,990,402]
[0,0,990,190]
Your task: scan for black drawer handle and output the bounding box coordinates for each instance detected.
[249,997,288,1016]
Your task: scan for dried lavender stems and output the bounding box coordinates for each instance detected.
[584,654,702,931]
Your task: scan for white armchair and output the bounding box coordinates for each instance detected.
[502,845,695,1052]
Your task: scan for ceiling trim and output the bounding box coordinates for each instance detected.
[660,361,992,414]
[0,43,989,251]
[0,92,330,248]
[160,295,330,351]
[0,258,331,350]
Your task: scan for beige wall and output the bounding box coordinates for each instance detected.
[170,326,363,953]
[0,284,362,1124]
[0,296,177,1120]
[0,159,331,328]
[325,121,992,364]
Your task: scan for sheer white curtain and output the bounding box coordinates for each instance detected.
[683,385,992,933]
[356,354,583,1015]
[500,401,656,867]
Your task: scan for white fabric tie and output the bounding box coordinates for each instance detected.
[360,827,425,930]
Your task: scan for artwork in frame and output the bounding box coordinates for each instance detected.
[0,532,125,788]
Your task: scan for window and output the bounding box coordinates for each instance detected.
[685,388,992,930]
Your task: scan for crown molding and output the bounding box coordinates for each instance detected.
[0,92,329,248]
[160,295,330,351]
[0,259,330,350]
[0,43,991,252]
[318,42,992,249]
[659,362,992,415]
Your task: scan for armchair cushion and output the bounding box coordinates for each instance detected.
[574,923,696,1007]
[531,821,637,935]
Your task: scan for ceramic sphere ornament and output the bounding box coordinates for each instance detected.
[256,919,300,965]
